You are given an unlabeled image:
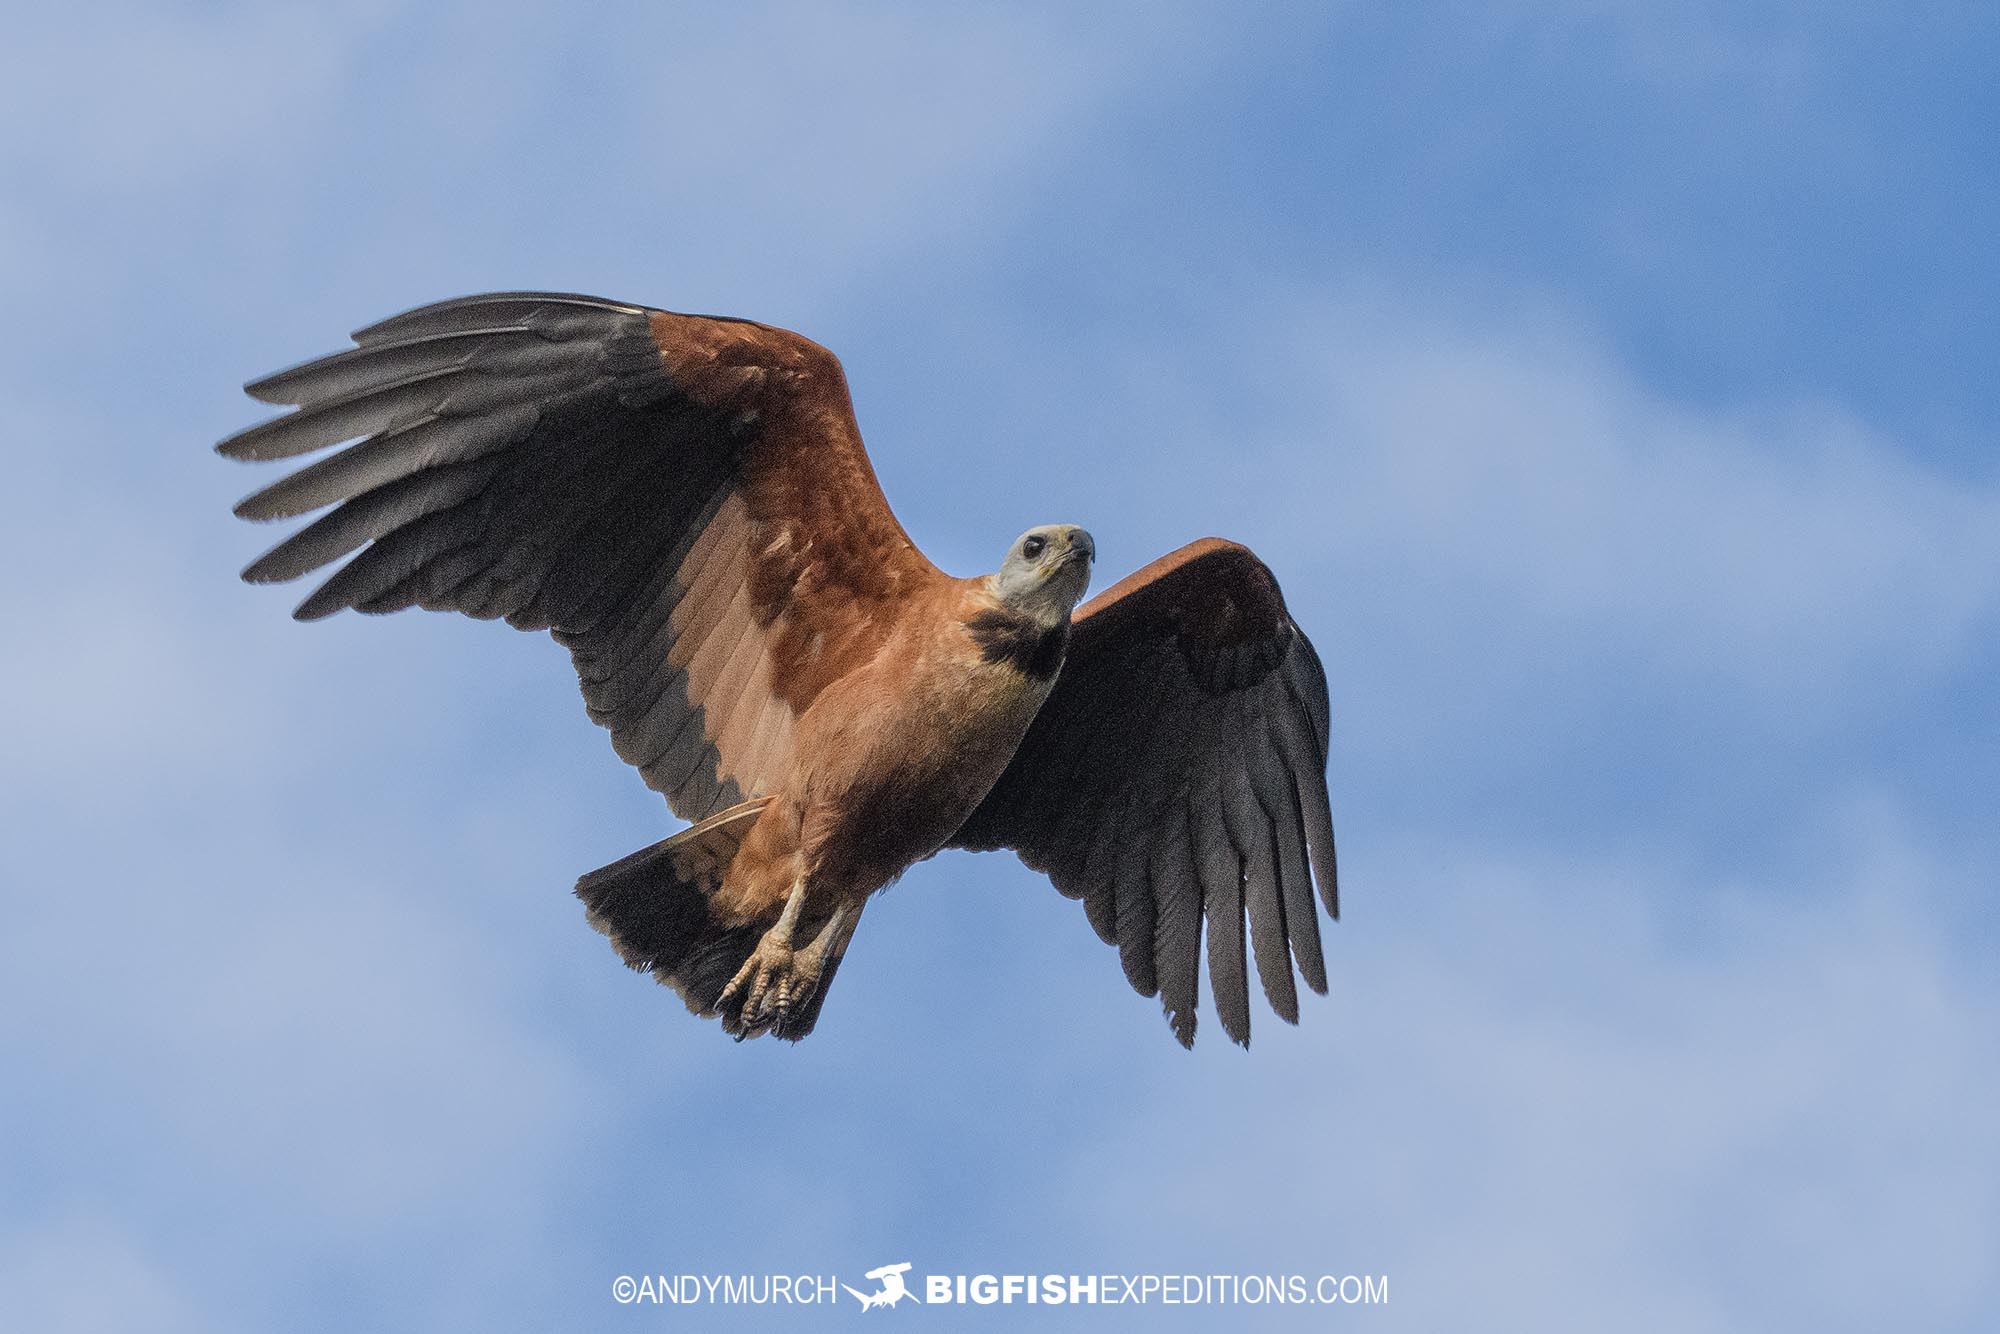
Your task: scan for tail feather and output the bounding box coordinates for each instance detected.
[575,797,774,1012]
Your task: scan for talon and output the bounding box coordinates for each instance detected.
[712,890,860,1042]
[746,969,775,1022]
[717,957,756,1010]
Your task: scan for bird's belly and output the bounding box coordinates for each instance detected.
[798,657,1051,890]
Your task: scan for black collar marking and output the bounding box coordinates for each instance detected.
[965,609,1069,681]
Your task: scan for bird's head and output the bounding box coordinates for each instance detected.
[993,524,1095,621]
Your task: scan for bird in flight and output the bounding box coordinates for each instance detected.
[222,292,1336,1047]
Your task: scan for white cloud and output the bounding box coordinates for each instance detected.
[1291,295,2000,695]
[556,2,1229,323]
[0,0,1227,354]
[628,5,1196,253]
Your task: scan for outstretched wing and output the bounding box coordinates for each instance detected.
[948,538,1336,1048]
[223,292,942,821]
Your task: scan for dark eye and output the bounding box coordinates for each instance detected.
[1022,536,1046,560]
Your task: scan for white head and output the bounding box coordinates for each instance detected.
[992,524,1095,622]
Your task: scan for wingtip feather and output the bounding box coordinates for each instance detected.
[243,372,307,407]
[291,587,346,621]
[215,426,268,461]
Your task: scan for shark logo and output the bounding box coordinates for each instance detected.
[843,1261,920,1310]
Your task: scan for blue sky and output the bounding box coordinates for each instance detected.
[3,3,1996,1330]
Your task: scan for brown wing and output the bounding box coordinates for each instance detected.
[222,291,942,820]
[949,538,1336,1048]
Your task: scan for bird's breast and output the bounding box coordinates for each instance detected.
[791,610,1065,888]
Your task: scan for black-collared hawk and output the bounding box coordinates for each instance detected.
[222,293,1337,1047]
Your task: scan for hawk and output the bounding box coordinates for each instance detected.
[222,292,1337,1046]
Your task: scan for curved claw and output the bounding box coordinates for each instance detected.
[714,896,859,1041]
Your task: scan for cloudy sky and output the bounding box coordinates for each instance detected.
[3,3,1995,1330]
